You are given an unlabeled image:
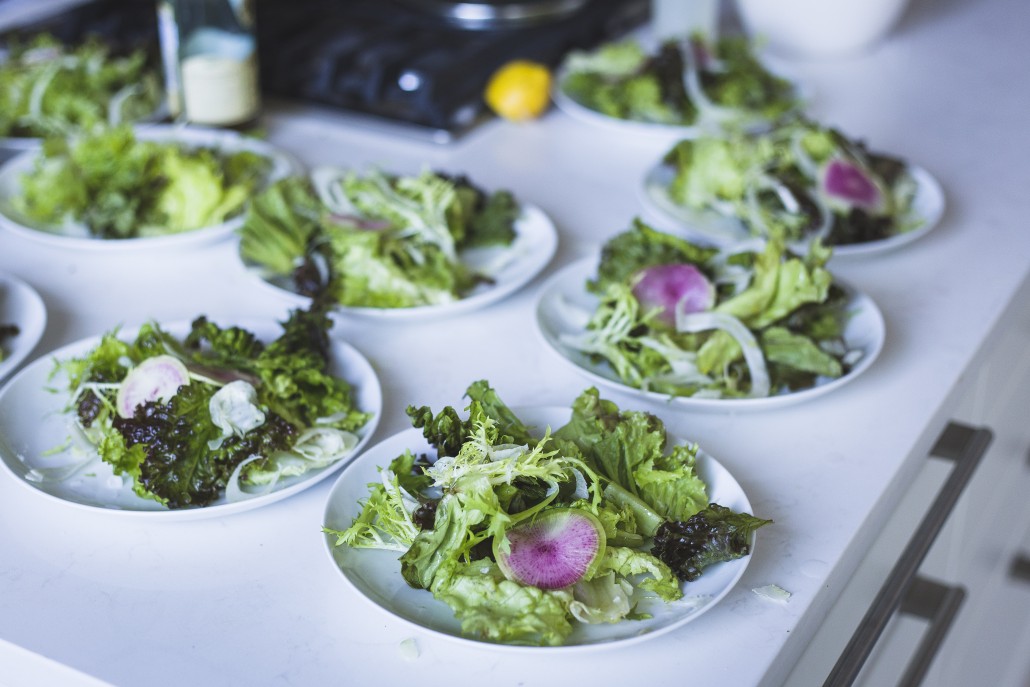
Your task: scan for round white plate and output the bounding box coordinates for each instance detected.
[0,272,46,384]
[535,257,885,412]
[642,161,946,258]
[242,203,559,321]
[0,124,301,251]
[323,404,757,650]
[0,319,381,519]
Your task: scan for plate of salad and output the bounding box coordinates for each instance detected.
[0,34,164,146]
[642,119,946,256]
[324,381,770,648]
[0,123,299,249]
[553,35,801,138]
[238,168,558,320]
[0,271,46,384]
[0,305,380,519]
[535,220,884,411]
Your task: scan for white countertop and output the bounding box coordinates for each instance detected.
[1,0,1029,684]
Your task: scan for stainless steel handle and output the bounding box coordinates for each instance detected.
[822,422,993,687]
[896,576,966,686]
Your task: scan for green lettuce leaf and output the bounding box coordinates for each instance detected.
[554,388,709,524]
[651,503,773,581]
[430,558,574,646]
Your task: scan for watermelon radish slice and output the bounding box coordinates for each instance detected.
[493,508,607,590]
[632,264,715,327]
[820,158,884,213]
[115,355,190,419]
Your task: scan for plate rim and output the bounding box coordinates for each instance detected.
[0,124,303,251]
[641,159,946,258]
[240,201,559,321]
[0,271,47,384]
[534,255,886,412]
[321,403,757,651]
[0,317,381,519]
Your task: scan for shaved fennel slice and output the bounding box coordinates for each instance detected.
[107,84,141,126]
[683,63,740,126]
[710,239,766,296]
[675,308,770,398]
[225,427,359,502]
[744,174,831,244]
[636,335,713,391]
[311,166,357,216]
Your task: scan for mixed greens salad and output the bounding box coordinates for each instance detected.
[326,381,770,646]
[0,34,162,139]
[559,35,798,129]
[11,124,273,239]
[49,305,370,509]
[560,220,859,399]
[660,118,921,245]
[239,169,521,309]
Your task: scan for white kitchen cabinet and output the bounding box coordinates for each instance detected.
[784,273,1030,687]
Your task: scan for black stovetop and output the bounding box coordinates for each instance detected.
[254,0,647,138]
[3,0,647,140]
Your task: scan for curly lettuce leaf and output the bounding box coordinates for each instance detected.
[554,388,709,524]
[325,452,422,552]
[597,545,682,602]
[430,558,574,646]
[651,503,772,581]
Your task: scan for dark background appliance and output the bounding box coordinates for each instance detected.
[1,0,647,140]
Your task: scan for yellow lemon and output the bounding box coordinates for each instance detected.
[484,60,552,122]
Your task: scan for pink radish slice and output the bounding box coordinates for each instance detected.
[632,263,715,327]
[820,158,883,212]
[494,508,607,590]
[115,355,190,419]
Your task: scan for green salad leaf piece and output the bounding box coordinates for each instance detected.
[0,34,161,139]
[430,559,574,646]
[15,124,272,239]
[328,382,769,646]
[652,504,773,581]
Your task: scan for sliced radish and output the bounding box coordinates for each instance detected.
[820,158,884,213]
[115,355,190,419]
[632,264,715,327]
[493,508,606,590]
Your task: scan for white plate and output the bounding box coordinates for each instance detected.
[242,203,559,321]
[0,319,381,519]
[0,124,302,251]
[323,404,757,650]
[535,257,885,412]
[0,272,46,384]
[642,160,946,257]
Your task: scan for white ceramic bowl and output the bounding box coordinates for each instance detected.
[735,0,910,59]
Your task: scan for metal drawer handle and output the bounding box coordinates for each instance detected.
[823,422,993,687]
[896,576,966,686]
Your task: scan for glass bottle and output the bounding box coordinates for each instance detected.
[156,0,260,127]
